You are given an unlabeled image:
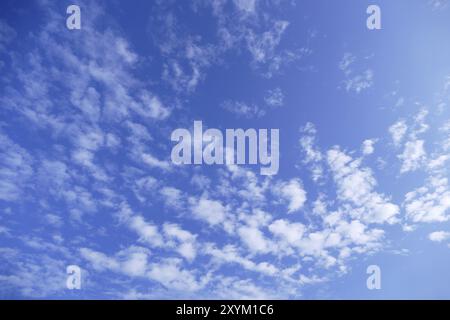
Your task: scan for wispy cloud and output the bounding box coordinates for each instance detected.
[339,53,374,93]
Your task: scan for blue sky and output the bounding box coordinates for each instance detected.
[1,0,450,299]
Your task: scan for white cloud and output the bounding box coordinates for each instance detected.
[390,110,429,174]
[399,140,426,173]
[334,220,383,247]
[190,197,228,226]
[299,122,324,182]
[6,1,448,299]
[362,139,376,155]
[81,246,207,291]
[404,175,450,223]
[246,20,288,62]
[126,121,153,142]
[411,109,429,138]
[339,53,355,75]
[105,133,121,149]
[221,100,265,118]
[153,11,217,94]
[80,248,120,272]
[233,0,257,14]
[269,219,305,245]
[133,176,159,203]
[428,155,449,171]
[2,6,170,127]
[119,249,149,277]
[226,165,270,204]
[128,215,164,247]
[163,223,197,261]
[205,244,279,277]
[138,93,171,120]
[237,225,271,254]
[190,174,211,189]
[0,132,33,201]
[0,252,67,297]
[299,274,327,285]
[264,88,284,107]
[197,0,304,78]
[44,214,63,228]
[389,121,408,146]
[339,53,373,93]
[395,97,405,107]
[429,231,450,242]
[115,37,138,64]
[147,258,209,292]
[344,70,374,93]
[160,187,183,209]
[141,153,171,171]
[238,208,272,229]
[0,226,10,236]
[312,195,328,216]
[276,179,307,213]
[213,277,277,299]
[327,148,399,224]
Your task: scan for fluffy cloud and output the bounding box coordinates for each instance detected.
[399,140,426,173]
[128,216,164,247]
[3,0,449,300]
[204,244,279,277]
[327,148,399,224]
[141,153,172,171]
[299,122,324,182]
[268,219,305,245]
[190,197,228,226]
[404,175,450,223]
[276,179,307,213]
[80,248,121,272]
[429,231,450,242]
[389,121,408,146]
[362,139,376,155]
[163,223,197,261]
[237,225,272,254]
[160,187,184,209]
[81,247,207,291]
[147,258,209,292]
